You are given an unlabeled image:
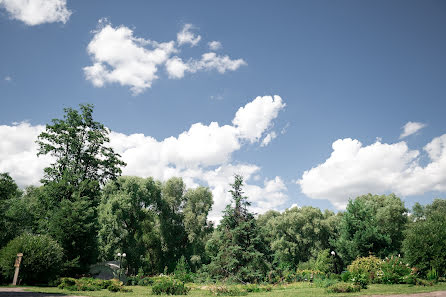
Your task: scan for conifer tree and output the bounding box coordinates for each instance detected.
[206,175,269,282]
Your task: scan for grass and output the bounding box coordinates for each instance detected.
[20,282,446,297]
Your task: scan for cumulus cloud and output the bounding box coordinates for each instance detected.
[177,24,201,46]
[4,76,11,82]
[400,121,427,139]
[165,53,247,79]
[298,134,446,209]
[233,95,285,143]
[0,95,287,221]
[0,0,71,26]
[261,131,277,147]
[208,41,222,51]
[84,20,246,94]
[0,122,52,186]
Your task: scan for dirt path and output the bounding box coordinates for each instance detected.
[0,287,84,297]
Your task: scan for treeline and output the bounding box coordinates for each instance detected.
[0,104,445,284]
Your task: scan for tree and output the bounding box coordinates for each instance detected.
[403,199,446,276]
[183,186,213,270]
[98,176,162,275]
[260,206,337,269]
[206,175,268,282]
[37,104,125,187]
[335,194,408,265]
[0,173,22,249]
[36,104,125,273]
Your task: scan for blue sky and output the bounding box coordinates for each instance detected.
[1,0,445,220]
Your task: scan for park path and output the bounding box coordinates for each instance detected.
[0,287,84,297]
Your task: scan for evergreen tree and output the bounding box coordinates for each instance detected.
[206,175,269,283]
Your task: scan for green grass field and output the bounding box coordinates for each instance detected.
[23,282,446,297]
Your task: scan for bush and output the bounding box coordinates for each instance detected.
[348,255,381,283]
[295,269,325,282]
[379,256,412,284]
[58,277,131,292]
[151,276,190,295]
[174,256,193,283]
[426,267,438,282]
[340,271,350,282]
[315,249,335,274]
[0,233,63,285]
[326,282,361,293]
[208,285,247,296]
[240,284,272,292]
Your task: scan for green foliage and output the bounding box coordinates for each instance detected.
[347,255,381,284]
[326,282,361,293]
[174,256,193,283]
[379,256,412,284]
[259,206,339,270]
[58,277,131,292]
[403,199,446,277]
[340,271,350,282]
[208,286,247,296]
[205,175,269,283]
[35,104,126,274]
[151,276,190,295]
[314,249,336,274]
[98,176,161,275]
[426,267,438,281]
[314,278,338,288]
[336,194,408,265]
[0,233,63,284]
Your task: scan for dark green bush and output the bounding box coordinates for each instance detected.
[351,273,368,289]
[151,276,190,295]
[241,284,272,292]
[340,271,350,282]
[0,233,63,285]
[326,282,361,293]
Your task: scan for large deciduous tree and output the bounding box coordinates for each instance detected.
[403,199,446,276]
[36,104,125,273]
[335,194,408,265]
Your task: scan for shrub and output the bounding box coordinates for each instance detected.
[379,256,412,284]
[0,233,63,285]
[58,277,130,292]
[426,267,438,282]
[340,271,350,282]
[241,284,272,292]
[326,282,361,293]
[207,285,247,296]
[315,249,335,274]
[151,276,190,295]
[348,255,381,283]
[295,269,325,282]
[351,273,368,289]
[174,256,193,283]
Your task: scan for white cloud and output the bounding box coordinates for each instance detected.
[84,20,246,94]
[208,41,222,51]
[0,95,287,221]
[0,122,52,186]
[4,76,11,81]
[261,131,277,147]
[177,24,201,46]
[233,95,285,142]
[0,0,71,26]
[298,135,446,209]
[400,121,427,139]
[164,53,246,79]
[84,20,176,95]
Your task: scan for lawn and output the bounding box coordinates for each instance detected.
[23,282,446,297]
